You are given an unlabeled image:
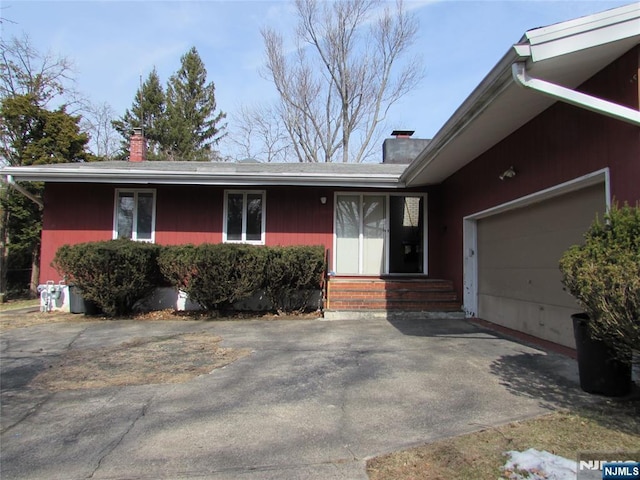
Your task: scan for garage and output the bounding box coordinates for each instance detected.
[476,183,606,348]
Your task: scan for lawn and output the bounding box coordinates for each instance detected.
[367,398,639,479]
[0,298,39,312]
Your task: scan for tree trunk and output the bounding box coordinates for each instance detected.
[0,194,9,303]
[29,246,40,299]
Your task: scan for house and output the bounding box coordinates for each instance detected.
[2,4,638,349]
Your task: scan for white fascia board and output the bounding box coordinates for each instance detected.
[0,168,405,189]
[401,48,520,186]
[523,3,640,62]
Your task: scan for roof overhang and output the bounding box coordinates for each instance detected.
[0,163,407,189]
[2,5,637,191]
[402,3,640,187]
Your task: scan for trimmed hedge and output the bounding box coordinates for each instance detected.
[159,243,326,313]
[264,245,326,311]
[53,239,162,317]
[53,242,326,315]
[158,243,268,312]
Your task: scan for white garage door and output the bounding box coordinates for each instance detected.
[477,183,606,348]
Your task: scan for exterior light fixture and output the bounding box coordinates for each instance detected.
[499,166,516,181]
[320,196,327,204]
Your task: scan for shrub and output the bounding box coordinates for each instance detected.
[158,243,267,311]
[156,244,199,292]
[159,244,326,313]
[559,202,640,360]
[264,245,325,311]
[53,239,162,316]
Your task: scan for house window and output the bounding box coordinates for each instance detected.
[114,189,156,242]
[224,190,265,244]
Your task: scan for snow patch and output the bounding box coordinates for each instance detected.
[501,448,577,480]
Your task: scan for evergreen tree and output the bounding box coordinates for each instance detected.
[1,94,89,165]
[112,68,166,160]
[164,47,226,161]
[0,93,90,296]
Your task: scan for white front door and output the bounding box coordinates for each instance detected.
[335,194,386,275]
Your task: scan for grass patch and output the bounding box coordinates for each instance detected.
[0,298,39,312]
[367,399,639,479]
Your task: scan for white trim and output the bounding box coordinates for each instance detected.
[222,189,266,245]
[512,63,640,126]
[523,3,640,62]
[113,188,157,242]
[462,168,610,318]
[462,218,478,317]
[1,168,405,189]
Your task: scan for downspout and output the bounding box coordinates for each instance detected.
[511,62,640,127]
[2,175,44,209]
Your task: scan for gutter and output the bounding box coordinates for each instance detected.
[0,168,406,189]
[2,174,44,209]
[511,62,640,126]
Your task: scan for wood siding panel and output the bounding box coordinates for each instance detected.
[40,183,115,282]
[154,186,223,245]
[432,46,640,300]
[265,186,335,261]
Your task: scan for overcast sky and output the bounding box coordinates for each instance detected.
[2,0,634,159]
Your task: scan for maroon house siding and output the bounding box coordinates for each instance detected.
[431,46,640,300]
[155,185,224,245]
[41,184,115,282]
[264,186,334,250]
[40,184,337,283]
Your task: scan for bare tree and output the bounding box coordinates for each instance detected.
[227,104,292,162]
[81,101,120,160]
[261,0,422,163]
[0,34,77,108]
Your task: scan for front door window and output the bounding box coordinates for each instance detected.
[335,194,386,275]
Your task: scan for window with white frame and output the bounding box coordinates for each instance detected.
[223,190,265,244]
[114,189,156,241]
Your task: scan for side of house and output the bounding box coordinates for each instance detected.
[420,43,639,347]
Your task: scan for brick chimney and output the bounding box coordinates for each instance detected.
[129,127,147,162]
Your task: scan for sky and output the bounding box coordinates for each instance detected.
[1,0,635,160]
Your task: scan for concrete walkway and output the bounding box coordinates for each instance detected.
[1,316,589,479]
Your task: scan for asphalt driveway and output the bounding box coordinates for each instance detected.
[1,315,589,479]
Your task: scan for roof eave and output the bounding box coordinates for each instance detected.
[1,168,406,189]
[400,47,523,186]
[401,3,640,187]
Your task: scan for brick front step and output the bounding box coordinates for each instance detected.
[326,277,461,312]
[328,300,462,311]
[328,292,458,302]
[328,278,454,291]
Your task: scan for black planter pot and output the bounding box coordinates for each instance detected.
[572,313,632,397]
